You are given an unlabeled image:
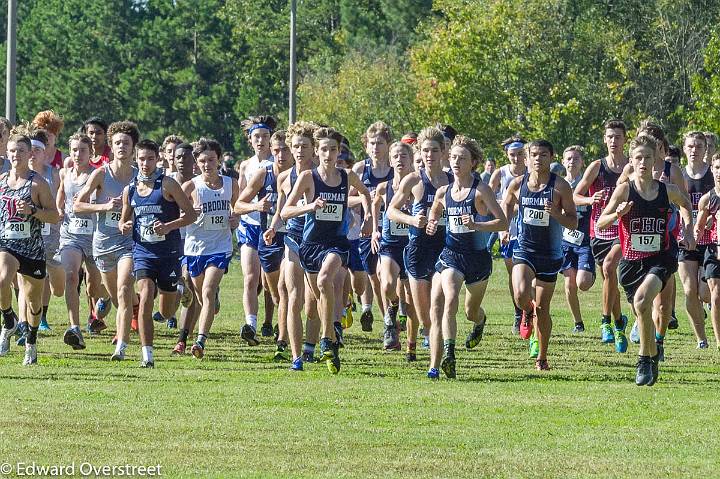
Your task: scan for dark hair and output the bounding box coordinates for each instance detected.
[527,139,555,157]
[0,117,11,136]
[136,139,160,157]
[82,117,108,134]
[604,119,627,135]
[436,123,457,141]
[30,128,49,147]
[668,144,681,159]
[193,137,223,159]
[107,121,140,147]
[486,157,497,165]
[501,135,526,149]
[8,134,31,150]
[241,115,277,138]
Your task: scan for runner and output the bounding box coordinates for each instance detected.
[119,139,196,368]
[56,133,105,349]
[281,126,373,374]
[0,134,60,364]
[502,140,578,370]
[597,134,694,385]
[31,110,66,169]
[387,126,452,362]
[560,146,596,333]
[81,117,112,168]
[182,138,238,359]
[74,121,141,360]
[573,119,629,348]
[488,136,527,333]
[704,132,717,165]
[161,135,184,173]
[425,136,507,379]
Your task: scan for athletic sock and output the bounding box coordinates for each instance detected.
[246,315,257,329]
[302,342,315,354]
[27,326,39,345]
[178,328,189,343]
[142,345,154,363]
[41,305,49,322]
[398,301,408,316]
[601,315,611,324]
[614,318,625,330]
[384,311,394,327]
[655,332,665,343]
[362,304,372,313]
[114,340,128,354]
[196,334,207,348]
[443,339,456,359]
[513,303,522,319]
[70,325,80,333]
[2,308,14,329]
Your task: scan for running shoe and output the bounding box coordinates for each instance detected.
[273,342,290,362]
[15,321,28,346]
[600,323,615,343]
[23,344,37,366]
[140,360,155,369]
[172,341,186,356]
[290,357,304,371]
[152,312,165,323]
[635,356,654,386]
[512,315,521,335]
[110,347,126,361]
[422,335,430,349]
[240,324,260,346]
[0,314,18,356]
[95,297,112,320]
[405,351,417,362]
[273,323,280,342]
[440,354,456,379]
[63,328,86,350]
[572,322,585,333]
[519,302,535,340]
[398,314,407,332]
[698,340,709,349]
[649,354,659,386]
[179,281,193,308]
[630,320,640,344]
[656,341,665,362]
[88,318,107,334]
[535,359,550,371]
[321,339,340,374]
[260,322,273,337]
[301,350,317,363]
[528,334,539,359]
[668,313,679,330]
[191,342,204,359]
[383,321,401,351]
[333,321,345,348]
[614,329,628,353]
[166,317,177,329]
[38,317,51,331]
[465,317,487,350]
[360,310,374,332]
[427,368,440,380]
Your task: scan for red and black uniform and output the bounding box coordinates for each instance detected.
[589,158,622,264]
[50,150,64,169]
[618,181,678,302]
[89,145,112,169]
[702,189,720,280]
[679,166,714,262]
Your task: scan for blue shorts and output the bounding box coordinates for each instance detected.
[284,233,302,258]
[133,256,182,292]
[237,221,262,250]
[561,244,596,274]
[259,232,285,273]
[357,238,378,275]
[186,252,232,278]
[436,248,492,285]
[512,249,563,283]
[379,243,408,280]
[499,239,518,259]
[404,239,443,281]
[299,240,350,274]
[348,239,364,272]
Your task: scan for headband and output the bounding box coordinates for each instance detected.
[248,123,271,135]
[505,141,524,151]
[31,140,46,150]
[401,137,417,145]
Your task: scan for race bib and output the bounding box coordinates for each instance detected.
[41,222,51,236]
[140,223,165,243]
[631,234,660,252]
[448,216,472,234]
[523,208,549,227]
[105,211,121,228]
[563,228,584,246]
[204,214,227,231]
[692,210,698,221]
[316,203,343,222]
[69,217,94,235]
[438,210,448,226]
[389,220,409,236]
[2,221,30,239]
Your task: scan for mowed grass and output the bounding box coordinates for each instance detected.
[1,258,720,478]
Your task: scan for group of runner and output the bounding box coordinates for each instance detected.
[0,110,717,386]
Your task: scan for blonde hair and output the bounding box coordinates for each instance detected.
[417,126,446,151]
[285,121,317,146]
[365,121,392,143]
[451,135,483,165]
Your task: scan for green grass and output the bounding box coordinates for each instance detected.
[1,259,720,478]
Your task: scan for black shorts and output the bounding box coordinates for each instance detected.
[299,240,350,274]
[378,243,407,280]
[591,237,620,265]
[0,248,46,280]
[404,239,443,282]
[134,256,182,292]
[619,253,678,303]
[679,244,707,263]
[512,249,562,283]
[704,245,720,281]
[435,248,492,285]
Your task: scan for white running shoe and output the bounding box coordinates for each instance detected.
[23,344,37,365]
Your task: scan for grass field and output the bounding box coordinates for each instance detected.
[1,259,720,478]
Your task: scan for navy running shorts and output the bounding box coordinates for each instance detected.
[404,239,443,281]
[513,249,563,283]
[435,247,492,285]
[379,243,408,280]
[134,256,182,292]
[299,240,350,274]
[259,232,286,273]
[562,244,596,274]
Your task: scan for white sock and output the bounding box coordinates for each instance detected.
[70,325,80,332]
[398,301,408,316]
[246,315,257,329]
[115,340,128,354]
[142,345,154,363]
[362,304,372,313]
